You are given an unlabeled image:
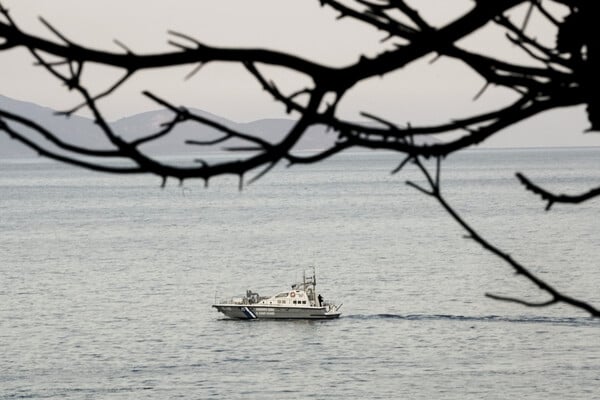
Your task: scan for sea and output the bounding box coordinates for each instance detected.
[1,147,599,399]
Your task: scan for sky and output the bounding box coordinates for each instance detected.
[1,0,599,148]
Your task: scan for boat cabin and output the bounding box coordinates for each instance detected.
[259,290,313,307]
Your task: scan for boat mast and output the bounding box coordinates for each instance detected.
[314,267,318,305]
[302,269,309,304]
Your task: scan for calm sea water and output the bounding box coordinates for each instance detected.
[1,148,599,399]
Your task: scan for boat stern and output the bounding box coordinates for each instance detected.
[212,304,258,320]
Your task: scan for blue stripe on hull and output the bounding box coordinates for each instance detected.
[241,306,257,319]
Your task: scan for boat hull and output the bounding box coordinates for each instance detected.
[213,304,341,320]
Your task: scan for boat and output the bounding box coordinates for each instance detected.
[212,269,342,320]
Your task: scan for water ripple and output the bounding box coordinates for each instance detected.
[345,313,600,327]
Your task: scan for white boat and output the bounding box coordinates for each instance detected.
[212,270,342,320]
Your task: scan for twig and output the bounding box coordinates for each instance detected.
[517,172,600,210]
[407,156,600,317]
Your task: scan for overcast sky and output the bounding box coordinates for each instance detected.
[1,0,598,148]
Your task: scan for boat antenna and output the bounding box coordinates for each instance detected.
[303,269,306,287]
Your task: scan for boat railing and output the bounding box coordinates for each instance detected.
[217,296,247,305]
[217,291,267,305]
[322,299,339,307]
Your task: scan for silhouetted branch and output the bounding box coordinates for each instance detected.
[408,156,600,317]
[534,0,562,27]
[517,172,600,210]
[320,0,418,39]
[59,70,135,117]
[390,154,412,175]
[340,95,572,158]
[485,293,558,308]
[1,0,598,316]
[142,91,274,151]
[286,141,352,165]
[0,117,140,174]
[495,15,570,68]
[0,11,331,77]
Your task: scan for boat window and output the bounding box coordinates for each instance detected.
[275,292,288,298]
[302,301,307,304]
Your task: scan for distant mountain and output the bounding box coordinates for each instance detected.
[0,95,112,158]
[0,95,437,159]
[110,110,340,155]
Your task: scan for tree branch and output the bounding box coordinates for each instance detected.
[517,172,600,210]
[1,0,597,317]
[407,156,600,317]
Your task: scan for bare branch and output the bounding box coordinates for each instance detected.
[0,110,120,157]
[247,161,278,185]
[286,141,351,165]
[1,0,598,317]
[143,91,274,151]
[113,39,134,54]
[517,172,600,210]
[38,17,74,46]
[406,180,434,196]
[391,154,412,175]
[0,118,140,174]
[485,293,559,308]
[406,156,600,317]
